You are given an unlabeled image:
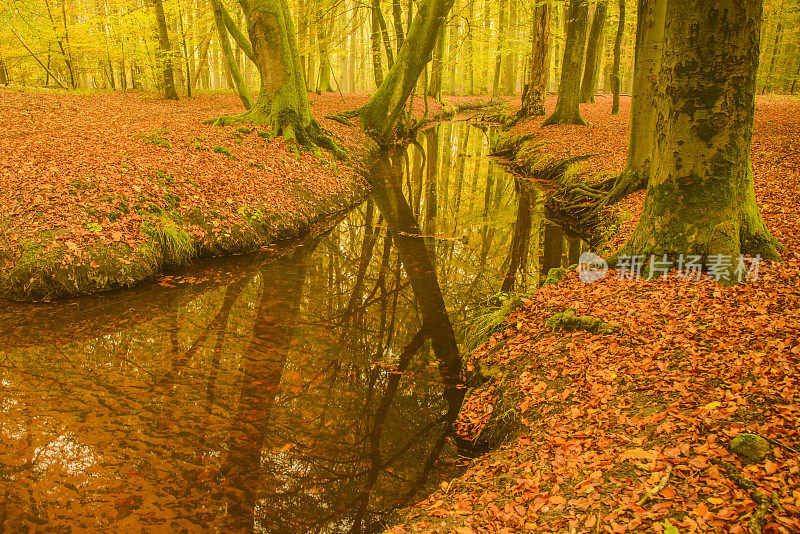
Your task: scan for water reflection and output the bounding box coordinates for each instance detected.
[0,122,580,533]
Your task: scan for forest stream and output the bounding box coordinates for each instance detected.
[0,123,584,533]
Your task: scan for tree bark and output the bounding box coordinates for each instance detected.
[542,0,590,126]
[356,0,455,141]
[0,59,7,85]
[392,0,405,52]
[618,0,666,191]
[517,1,550,118]
[153,0,179,99]
[581,0,607,103]
[207,0,343,157]
[428,27,445,98]
[316,0,334,92]
[616,0,781,266]
[371,0,385,87]
[211,0,253,109]
[611,0,625,114]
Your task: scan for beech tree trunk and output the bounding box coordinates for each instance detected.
[620,0,666,189]
[617,0,781,266]
[153,0,179,99]
[316,0,334,92]
[357,0,455,141]
[371,0,385,87]
[207,0,343,157]
[211,0,252,109]
[518,1,550,118]
[428,28,445,98]
[581,1,607,103]
[542,0,590,126]
[611,0,625,114]
[0,60,8,85]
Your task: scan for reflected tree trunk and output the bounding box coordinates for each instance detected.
[217,243,318,532]
[501,182,536,293]
[369,153,464,408]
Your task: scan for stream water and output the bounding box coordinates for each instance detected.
[0,123,583,533]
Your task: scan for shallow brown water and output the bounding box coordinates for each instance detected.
[0,124,581,533]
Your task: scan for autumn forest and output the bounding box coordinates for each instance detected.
[0,0,799,532]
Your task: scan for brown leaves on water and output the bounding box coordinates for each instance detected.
[388,96,800,534]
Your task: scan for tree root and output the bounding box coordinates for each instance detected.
[711,458,773,534]
[204,110,348,161]
[637,466,672,506]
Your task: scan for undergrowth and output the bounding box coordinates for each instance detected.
[142,215,195,266]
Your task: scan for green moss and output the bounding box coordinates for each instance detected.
[730,433,770,463]
[236,126,252,134]
[545,308,619,334]
[212,145,233,158]
[543,267,567,286]
[140,133,171,149]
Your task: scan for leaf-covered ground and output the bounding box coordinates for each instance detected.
[0,89,420,299]
[388,96,800,533]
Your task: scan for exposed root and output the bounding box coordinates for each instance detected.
[637,466,672,506]
[204,109,348,161]
[711,458,773,534]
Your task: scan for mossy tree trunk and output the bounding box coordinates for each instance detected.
[210,0,253,109]
[580,1,607,103]
[428,28,444,99]
[153,0,179,100]
[611,0,625,114]
[316,0,335,92]
[371,0,385,88]
[542,0,590,126]
[356,0,455,141]
[518,0,550,118]
[617,0,666,192]
[207,0,344,158]
[616,0,781,265]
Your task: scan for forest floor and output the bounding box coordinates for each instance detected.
[387,95,800,533]
[0,89,445,301]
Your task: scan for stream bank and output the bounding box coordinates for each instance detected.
[0,89,383,301]
[384,96,800,534]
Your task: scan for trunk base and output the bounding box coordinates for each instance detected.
[205,106,347,160]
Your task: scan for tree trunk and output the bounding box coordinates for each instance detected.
[503,0,518,95]
[356,0,455,141]
[316,0,334,92]
[542,0,590,126]
[611,0,625,114]
[211,0,253,108]
[153,0,179,99]
[208,0,343,158]
[616,0,781,266]
[492,0,508,96]
[618,0,666,190]
[428,28,445,98]
[371,0,385,87]
[581,0,607,103]
[517,1,550,118]
[392,0,405,52]
[0,60,8,85]
[763,2,785,94]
